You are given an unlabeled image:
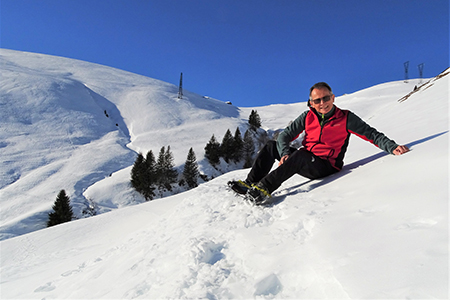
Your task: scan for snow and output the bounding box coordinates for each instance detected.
[0,49,448,299]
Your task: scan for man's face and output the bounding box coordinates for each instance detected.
[309,88,335,115]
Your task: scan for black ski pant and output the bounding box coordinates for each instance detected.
[246,140,338,194]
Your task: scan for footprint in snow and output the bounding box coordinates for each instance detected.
[254,273,282,296]
[34,282,56,292]
[193,239,226,265]
[396,218,438,230]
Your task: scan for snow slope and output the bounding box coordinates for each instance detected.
[0,50,448,299]
[0,49,244,238]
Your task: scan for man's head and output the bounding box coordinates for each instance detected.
[308,82,335,115]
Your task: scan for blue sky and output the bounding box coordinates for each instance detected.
[1,0,448,107]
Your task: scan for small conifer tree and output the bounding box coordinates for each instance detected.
[156,146,178,192]
[143,150,157,200]
[249,110,262,129]
[243,129,255,168]
[204,134,221,167]
[164,146,178,188]
[232,127,244,162]
[47,189,74,227]
[156,146,167,192]
[220,129,234,163]
[130,151,157,200]
[131,153,147,197]
[183,148,199,189]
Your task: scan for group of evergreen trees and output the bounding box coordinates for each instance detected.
[205,110,261,169]
[205,127,256,168]
[46,111,263,226]
[130,146,200,200]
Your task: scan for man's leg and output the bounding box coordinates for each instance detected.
[260,148,338,193]
[246,140,283,184]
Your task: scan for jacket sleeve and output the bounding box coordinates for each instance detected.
[276,110,308,157]
[347,111,399,154]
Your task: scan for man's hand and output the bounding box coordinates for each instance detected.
[393,145,410,155]
[278,155,290,166]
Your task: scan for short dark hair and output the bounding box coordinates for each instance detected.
[309,82,333,98]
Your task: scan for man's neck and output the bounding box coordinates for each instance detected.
[312,105,336,119]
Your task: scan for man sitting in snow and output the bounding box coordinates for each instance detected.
[229,82,410,204]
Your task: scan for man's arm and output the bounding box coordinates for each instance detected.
[347,111,409,155]
[276,110,308,158]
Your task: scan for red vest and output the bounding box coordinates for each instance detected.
[302,107,349,170]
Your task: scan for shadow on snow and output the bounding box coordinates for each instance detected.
[266,131,448,205]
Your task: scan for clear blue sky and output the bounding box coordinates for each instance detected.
[1,0,448,107]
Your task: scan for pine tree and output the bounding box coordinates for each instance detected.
[164,146,178,189]
[130,153,146,194]
[156,146,178,192]
[130,151,157,201]
[249,110,262,129]
[243,129,255,168]
[143,150,157,200]
[156,146,166,191]
[221,129,234,163]
[204,134,221,167]
[183,147,199,189]
[47,189,74,227]
[232,127,244,162]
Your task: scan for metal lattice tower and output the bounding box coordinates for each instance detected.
[404,61,409,83]
[178,72,183,99]
[418,63,424,84]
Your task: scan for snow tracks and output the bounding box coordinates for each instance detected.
[2,170,345,299]
[112,171,340,299]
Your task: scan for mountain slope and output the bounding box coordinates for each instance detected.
[0,50,448,299]
[0,49,244,239]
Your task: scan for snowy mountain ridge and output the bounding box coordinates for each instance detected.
[0,49,448,299]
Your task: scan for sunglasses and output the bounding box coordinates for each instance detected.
[310,95,332,105]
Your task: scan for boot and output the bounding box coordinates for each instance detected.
[246,182,271,204]
[228,179,253,195]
